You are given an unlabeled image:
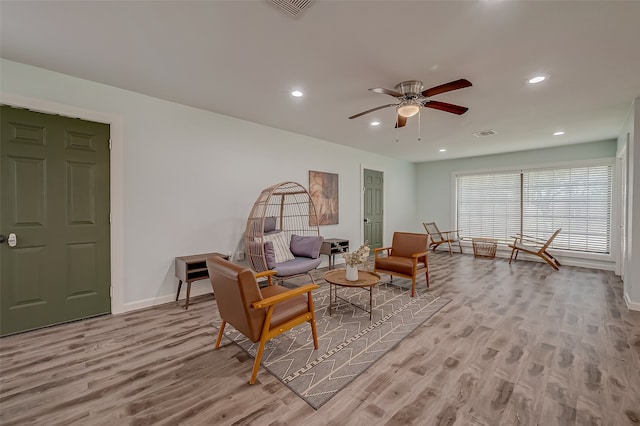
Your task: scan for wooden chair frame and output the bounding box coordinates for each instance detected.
[208,260,319,384]
[422,222,463,256]
[508,228,562,270]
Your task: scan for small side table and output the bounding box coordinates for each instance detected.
[323,269,380,320]
[320,238,349,269]
[175,252,229,309]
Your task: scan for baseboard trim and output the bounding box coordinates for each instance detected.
[624,291,640,311]
[121,282,213,313]
[439,246,615,271]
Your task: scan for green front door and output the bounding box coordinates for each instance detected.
[363,169,383,249]
[0,106,111,336]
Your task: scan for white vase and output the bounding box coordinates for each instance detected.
[345,265,359,281]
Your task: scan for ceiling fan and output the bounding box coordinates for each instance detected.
[349,79,472,128]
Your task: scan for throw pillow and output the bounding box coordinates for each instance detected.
[263,241,277,270]
[262,231,295,264]
[264,216,278,233]
[290,235,324,259]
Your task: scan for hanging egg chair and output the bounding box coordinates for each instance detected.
[245,181,324,283]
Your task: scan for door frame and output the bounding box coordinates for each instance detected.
[1,92,125,314]
[360,164,385,246]
[615,136,629,279]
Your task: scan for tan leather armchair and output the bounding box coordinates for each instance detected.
[373,232,430,297]
[206,256,319,384]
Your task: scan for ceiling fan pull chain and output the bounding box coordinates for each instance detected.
[418,108,422,142]
[395,122,399,142]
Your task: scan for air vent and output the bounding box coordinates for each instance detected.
[269,0,313,16]
[473,129,498,138]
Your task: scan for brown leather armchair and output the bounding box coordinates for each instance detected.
[206,256,319,384]
[373,232,430,297]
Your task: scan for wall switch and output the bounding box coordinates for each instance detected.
[237,251,245,260]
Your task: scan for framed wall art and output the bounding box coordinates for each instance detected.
[309,170,339,225]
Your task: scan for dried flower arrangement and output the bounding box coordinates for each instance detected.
[341,241,371,267]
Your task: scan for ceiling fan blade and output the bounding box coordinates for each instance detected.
[349,103,398,119]
[422,79,472,98]
[395,115,407,128]
[370,87,403,98]
[423,100,469,115]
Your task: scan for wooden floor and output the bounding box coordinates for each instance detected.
[1,252,639,425]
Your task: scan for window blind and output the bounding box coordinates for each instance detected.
[455,163,613,254]
[456,172,521,241]
[522,165,612,253]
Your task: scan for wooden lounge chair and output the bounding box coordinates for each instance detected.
[422,222,462,256]
[508,228,562,270]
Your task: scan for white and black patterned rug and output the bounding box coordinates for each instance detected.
[213,275,451,409]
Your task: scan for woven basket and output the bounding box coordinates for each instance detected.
[472,238,497,258]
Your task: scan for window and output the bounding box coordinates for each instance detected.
[456,162,613,254]
[456,172,521,242]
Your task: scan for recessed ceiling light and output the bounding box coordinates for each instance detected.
[439,148,447,152]
[553,131,565,136]
[528,76,546,84]
[370,121,380,126]
[291,90,303,97]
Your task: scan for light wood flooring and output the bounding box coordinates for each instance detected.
[1,252,639,425]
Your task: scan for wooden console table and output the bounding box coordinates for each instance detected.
[175,252,229,309]
[320,238,349,269]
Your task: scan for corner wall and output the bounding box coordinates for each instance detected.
[619,98,640,309]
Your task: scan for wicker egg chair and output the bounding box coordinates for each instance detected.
[245,181,323,283]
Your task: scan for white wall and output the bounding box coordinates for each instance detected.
[619,98,640,309]
[0,59,418,313]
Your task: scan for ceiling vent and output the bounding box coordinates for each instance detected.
[473,129,498,138]
[269,0,313,17]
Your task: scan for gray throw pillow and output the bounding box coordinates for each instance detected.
[264,241,277,269]
[290,235,324,259]
[264,216,277,233]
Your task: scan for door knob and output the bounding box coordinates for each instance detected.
[3,233,17,247]
[363,218,370,223]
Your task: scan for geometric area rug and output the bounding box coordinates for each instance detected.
[212,277,451,409]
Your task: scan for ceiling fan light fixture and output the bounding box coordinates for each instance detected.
[397,103,420,118]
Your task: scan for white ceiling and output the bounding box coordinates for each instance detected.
[1,0,639,162]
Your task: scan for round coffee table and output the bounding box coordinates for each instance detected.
[323,269,381,320]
